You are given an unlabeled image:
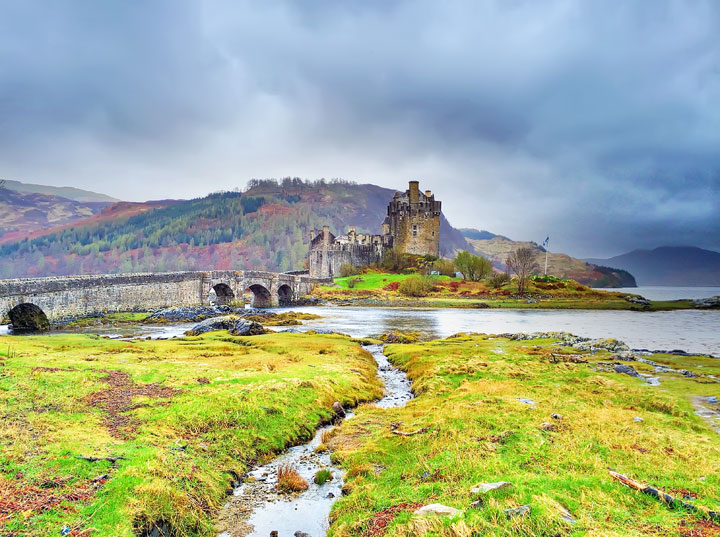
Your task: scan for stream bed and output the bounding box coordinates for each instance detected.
[217,345,413,537]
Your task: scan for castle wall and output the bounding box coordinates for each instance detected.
[309,242,387,279]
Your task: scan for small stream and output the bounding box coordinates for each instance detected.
[217,345,413,537]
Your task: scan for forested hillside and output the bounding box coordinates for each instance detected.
[0,179,470,278]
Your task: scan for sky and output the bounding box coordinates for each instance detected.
[0,1,718,258]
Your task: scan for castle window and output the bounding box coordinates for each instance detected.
[412,224,418,237]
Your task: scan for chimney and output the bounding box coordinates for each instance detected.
[425,190,432,197]
[409,180,419,204]
[322,225,330,247]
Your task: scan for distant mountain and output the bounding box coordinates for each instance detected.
[460,228,510,241]
[0,187,112,245]
[467,236,636,288]
[0,179,471,278]
[3,179,119,203]
[586,246,720,286]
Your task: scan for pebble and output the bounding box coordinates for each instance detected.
[633,416,644,423]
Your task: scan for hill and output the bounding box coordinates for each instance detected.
[2,179,119,203]
[459,228,509,241]
[0,179,471,278]
[467,236,636,288]
[586,246,720,286]
[0,187,112,245]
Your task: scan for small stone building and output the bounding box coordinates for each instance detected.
[308,181,441,278]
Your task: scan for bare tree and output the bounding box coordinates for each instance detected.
[505,247,539,295]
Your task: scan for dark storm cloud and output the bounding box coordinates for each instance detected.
[0,0,718,256]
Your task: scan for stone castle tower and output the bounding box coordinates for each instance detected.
[308,180,441,278]
[385,180,441,257]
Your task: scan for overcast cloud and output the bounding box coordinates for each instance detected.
[0,0,718,257]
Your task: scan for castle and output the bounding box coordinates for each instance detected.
[308,181,441,278]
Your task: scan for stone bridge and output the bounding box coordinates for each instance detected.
[0,270,328,329]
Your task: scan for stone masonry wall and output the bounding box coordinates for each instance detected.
[0,271,325,322]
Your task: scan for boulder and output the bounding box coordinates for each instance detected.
[413,503,463,516]
[625,295,651,307]
[613,364,641,378]
[331,401,346,419]
[504,504,531,518]
[184,316,265,336]
[470,481,512,494]
[692,296,720,309]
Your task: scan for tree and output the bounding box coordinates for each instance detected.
[505,247,539,295]
[453,250,492,281]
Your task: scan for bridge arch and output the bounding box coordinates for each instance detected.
[246,284,273,308]
[212,283,235,305]
[277,284,293,306]
[7,303,50,331]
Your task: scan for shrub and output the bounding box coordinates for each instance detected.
[314,469,333,485]
[347,277,362,289]
[339,262,359,278]
[488,272,511,289]
[432,258,456,276]
[277,465,309,492]
[454,250,492,281]
[398,275,435,297]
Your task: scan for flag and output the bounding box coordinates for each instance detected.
[542,236,549,247]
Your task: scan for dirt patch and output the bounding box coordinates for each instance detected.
[0,476,98,532]
[680,519,720,537]
[362,502,423,537]
[84,370,180,438]
[31,366,77,373]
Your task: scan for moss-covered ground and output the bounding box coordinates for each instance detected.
[315,273,696,311]
[327,335,720,537]
[0,332,382,536]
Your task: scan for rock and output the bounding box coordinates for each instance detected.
[613,364,641,378]
[413,503,463,516]
[678,369,699,378]
[470,481,512,494]
[184,316,265,336]
[504,504,531,518]
[331,401,346,419]
[625,295,651,307]
[705,396,719,405]
[516,398,537,406]
[559,506,576,524]
[540,422,558,431]
[551,413,563,420]
[294,532,311,537]
[692,296,720,309]
[633,416,644,423]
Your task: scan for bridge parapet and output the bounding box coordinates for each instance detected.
[0,270,327,326]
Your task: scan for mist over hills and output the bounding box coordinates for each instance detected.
[586,246,720,286]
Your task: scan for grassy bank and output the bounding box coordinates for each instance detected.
[327,334,720,536]
[0,332,382,536]
[314,273,696,311]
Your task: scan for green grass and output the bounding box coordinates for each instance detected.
[64,311,151,327]
[0,332,382,536]
[331,273,455,290]
[327,335,720,537]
